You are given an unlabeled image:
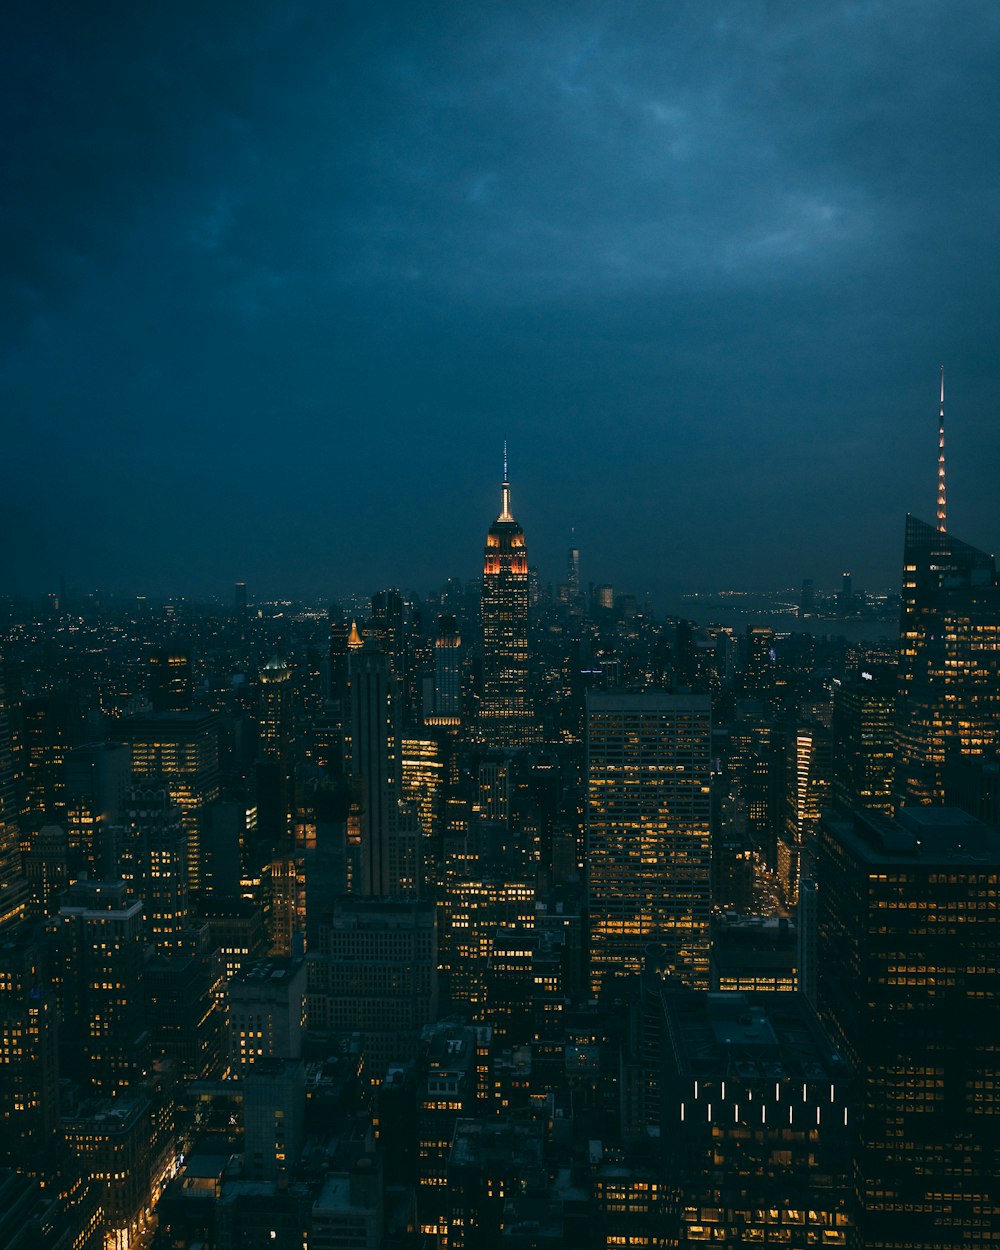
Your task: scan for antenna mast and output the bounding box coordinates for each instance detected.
[937,365,947,533]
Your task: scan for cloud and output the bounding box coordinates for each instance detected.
[2,1,1000,597]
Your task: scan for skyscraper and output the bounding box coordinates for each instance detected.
[818,806,1000,1249]
[147,648,192,713]
[832,673,895,816]
[567,541,581,609]
[896,514,1000,804]
[48,880,149,1096]
[479,452,535,747]
[433,614,462,721]
[347,644,419,897]
[256,657,297,952]
[114,781,189,954]
[586,692,712,996]
[118,710,220,891]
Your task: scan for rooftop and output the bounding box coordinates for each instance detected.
[827,806,1000,867]
[664,991,849,1084]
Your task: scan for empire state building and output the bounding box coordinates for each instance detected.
[479,455,535,746]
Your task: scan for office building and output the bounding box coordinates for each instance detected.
[709,915,797,993]
[63,742,131,878]
[310,1152,385,1250]
[62,1094,169,1250]
[778,720,831,906]
[897,514,1000,804]
[586,692,712,995]
[371,588,406,677]
[347,645,419,897]
[118,710,221,891]
[228,956,305,1074]
[147,647,192,713]
[818,806,1000,1248]
[433,613,462,721]
[479,457,535,747]
[0,924,59,1167]
[243,1058,306,1183]
[114,780,189,953]
[832,673,895,817]
[257,656,298,953]
[48,881,149,1096]
[659,989,855,1247]
[306,897,437,1079]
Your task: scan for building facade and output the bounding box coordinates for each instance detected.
[479,464,534,747]
[586,692,712,996]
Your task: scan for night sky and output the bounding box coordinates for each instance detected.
[4,2,1000,604]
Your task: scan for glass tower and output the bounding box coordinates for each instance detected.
[897,514,1000,804]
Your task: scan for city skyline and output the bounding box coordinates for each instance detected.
[5,5,1000,598]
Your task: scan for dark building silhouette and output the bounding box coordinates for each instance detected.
[114,780,189,954]
[657,988,855,1247]
[347,644,419,898]
[147,647,192,713]
[117,711,221,893]
[0,924,60,1168]
[897,514,1000,804]
[48,881,150,1097]
[832,673,895,817]
[433,613,462,721]
[818,806,1000,1249]
[63,742,131,878]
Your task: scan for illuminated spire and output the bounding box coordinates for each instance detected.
[348,619,363,649]
[499,439,513,521]
[937,365,947,533]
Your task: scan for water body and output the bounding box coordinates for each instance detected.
[665,597,899,646]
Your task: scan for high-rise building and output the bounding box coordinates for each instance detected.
[896,515,1000,804]
[243,1058,306,1183]
[20,691,79,824]
[228,956,305,1075]
[48,881,149,1096]
[306,897,438,1080]
[62,1093,167,1250]
[256,656,297,953]
[147,648,193,713]
[0,924,60,1168]
[144,925,223,1081]
[114,781,189,954]
[371,588,406,676]
[433,614,462,721]
[63,742,131,878]
[479,456,534,747]
[567,543,581,608]
[832,673,895,816]
[818,806,1000,1249]
[777,720,831,906]
[347,645,419,898]
[742,626,776,705]
[118,711,221,892]
[586,692,712,996]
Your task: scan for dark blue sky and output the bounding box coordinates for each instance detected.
[4,2,1000,603]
